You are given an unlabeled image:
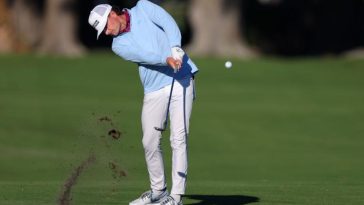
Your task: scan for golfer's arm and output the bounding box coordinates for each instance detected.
[112,45,169,66]
[138,0,182,48]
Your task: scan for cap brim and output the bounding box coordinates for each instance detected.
[96,19,107,39]
[96,8,111,40]
[96,27,103,40]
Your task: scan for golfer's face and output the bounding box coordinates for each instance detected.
[105,12,120,36]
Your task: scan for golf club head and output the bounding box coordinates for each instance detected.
[154,126,166,132]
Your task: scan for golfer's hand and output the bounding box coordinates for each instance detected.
[167,57,182,72]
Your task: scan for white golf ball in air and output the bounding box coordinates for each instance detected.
[225,61,232,69]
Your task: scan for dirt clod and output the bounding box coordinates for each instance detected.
[109,161,128,179]
[108,129,122,140]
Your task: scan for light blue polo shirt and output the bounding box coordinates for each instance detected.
[111,0,198,94]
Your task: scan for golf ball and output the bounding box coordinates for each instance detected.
[225,61,232,69]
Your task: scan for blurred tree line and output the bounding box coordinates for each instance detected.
[1,0,364,57]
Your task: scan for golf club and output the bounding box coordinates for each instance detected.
[154,70,177,132]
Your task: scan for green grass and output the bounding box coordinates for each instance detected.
[1,54,364,204]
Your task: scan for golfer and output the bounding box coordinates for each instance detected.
[89,1,198,204]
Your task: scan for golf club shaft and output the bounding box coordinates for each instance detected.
[155,75,175,132]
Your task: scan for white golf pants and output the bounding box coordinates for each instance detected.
[141,77,194,195]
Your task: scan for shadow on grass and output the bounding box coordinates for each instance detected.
[184,195,260,205]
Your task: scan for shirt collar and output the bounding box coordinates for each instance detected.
[120,9,131,33]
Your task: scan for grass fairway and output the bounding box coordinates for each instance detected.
[1,54,364,205]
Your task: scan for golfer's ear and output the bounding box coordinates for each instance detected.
[109,11,117,17]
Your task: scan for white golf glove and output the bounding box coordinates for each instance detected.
[171,46,185,62]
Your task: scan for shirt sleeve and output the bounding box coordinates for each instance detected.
[112,44,169,66]
[138,0,182,48]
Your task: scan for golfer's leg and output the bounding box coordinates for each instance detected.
[169,78,194,195]
[141,87,169,192]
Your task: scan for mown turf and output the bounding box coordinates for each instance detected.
[1,54,364,205]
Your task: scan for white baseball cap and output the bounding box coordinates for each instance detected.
[88,4,112,39]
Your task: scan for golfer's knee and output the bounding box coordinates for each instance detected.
[142,131,161,151]
[170,133,187,149]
